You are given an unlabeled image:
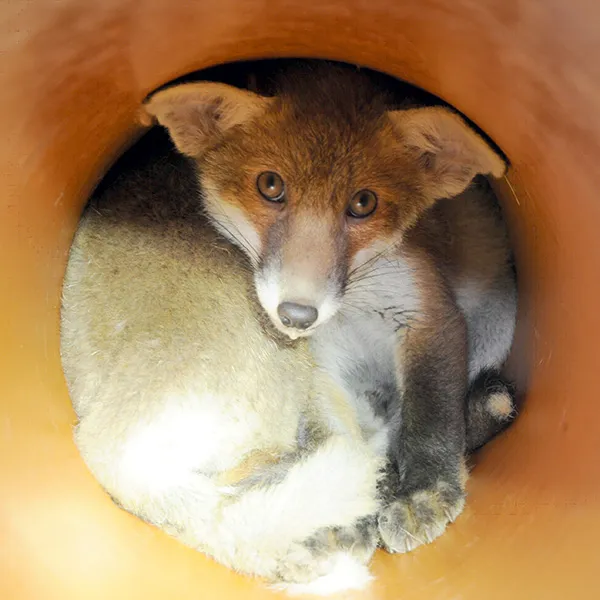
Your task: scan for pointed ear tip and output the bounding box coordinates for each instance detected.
[137,105,155,127]
[489,154,509,178]
[137,85,187,120]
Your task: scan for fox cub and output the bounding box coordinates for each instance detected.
[141,62,518,550]
[61,63,516,591]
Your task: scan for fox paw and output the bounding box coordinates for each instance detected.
[378,480,465,553]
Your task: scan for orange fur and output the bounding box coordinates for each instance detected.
[142,65,507,337]
[143,66,506,285]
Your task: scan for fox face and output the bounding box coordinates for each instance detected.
[144,65,505,338]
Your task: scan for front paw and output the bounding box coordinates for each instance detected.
[377,479,465,553]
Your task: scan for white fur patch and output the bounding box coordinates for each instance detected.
[255,269,280,319]
[486,391,514,420]
[314,295,341,330]
[455,276,517,381]
[309,241,421,460]
[255,268,342,340]
[274,553,374,596]
[454,278,484,315]
[201,182,262,264]
[118,393,262,493]
[219,434,381,546]
[349,237,399,273]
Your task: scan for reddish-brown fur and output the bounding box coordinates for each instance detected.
[144,66,504,294]
[199,69,432,265]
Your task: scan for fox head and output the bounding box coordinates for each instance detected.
[143,65,506,339]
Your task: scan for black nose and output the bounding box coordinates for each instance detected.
[277,302,318,330]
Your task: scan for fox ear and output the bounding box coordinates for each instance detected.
[389,107,507,199]
[140,82,272,157]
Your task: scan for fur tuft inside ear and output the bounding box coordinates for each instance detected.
[389,107,507,199]
[142,82,271,157]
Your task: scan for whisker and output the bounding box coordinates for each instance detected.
[346,239,400,280]
[214,219,258,262]
[346,262,406,288]
[203,202,261,264]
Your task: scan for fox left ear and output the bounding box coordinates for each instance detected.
[389,107,507,199]
[140,82,272,158]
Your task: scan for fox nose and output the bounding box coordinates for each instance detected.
[277,302,318,330]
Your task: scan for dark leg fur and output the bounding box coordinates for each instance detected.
[378,367,516,554]
[378,311,469,553]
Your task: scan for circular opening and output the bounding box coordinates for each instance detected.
[62,56,529,591]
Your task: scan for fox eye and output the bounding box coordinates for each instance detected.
[347,190,377,218]
[257,171,285,202]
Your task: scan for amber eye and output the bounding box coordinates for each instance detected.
[347,190,378,219]
[257,171,285,202]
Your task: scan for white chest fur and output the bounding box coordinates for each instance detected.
[310,251,422,455]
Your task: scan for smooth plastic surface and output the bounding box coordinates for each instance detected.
[1,1,599,599]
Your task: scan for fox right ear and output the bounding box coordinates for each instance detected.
[140,82,272,157]
[389,107,507,199]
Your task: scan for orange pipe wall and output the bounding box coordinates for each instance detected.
[1,1,599,599]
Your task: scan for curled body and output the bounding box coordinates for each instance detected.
[61,141,383,594]
[143,61,517,554]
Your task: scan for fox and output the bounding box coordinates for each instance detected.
[60,62,516,593]
[142,61,517,553]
